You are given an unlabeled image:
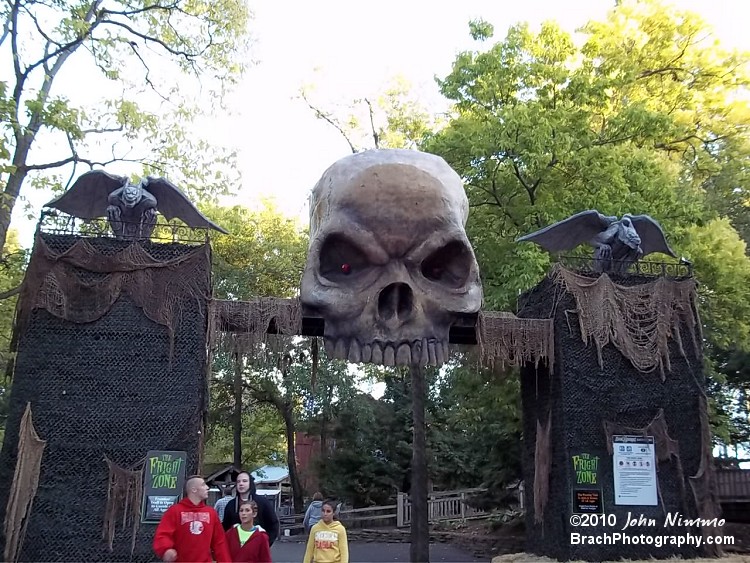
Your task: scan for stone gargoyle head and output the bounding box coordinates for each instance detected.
[300,149,483,367]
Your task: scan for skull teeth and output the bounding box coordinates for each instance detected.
[371,342,383,364]
[383,345,395,366]
[395,344,410,366]
[324,337,450,367]
[362,344,372,363]
[348,341,361,363]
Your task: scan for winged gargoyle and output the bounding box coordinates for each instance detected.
[516,210,676,273]
[44,170,228,240]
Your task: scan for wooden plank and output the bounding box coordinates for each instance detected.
[340,504,397,515]
[716,469,750,501]
[428,487,486,498]
[213,300,480,345]
[342,514,397,522]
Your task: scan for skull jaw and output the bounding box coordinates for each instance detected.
[301,266,483,368]
[304,298,466,367]
[324,334,450,367]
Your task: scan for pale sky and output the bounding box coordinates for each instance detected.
[218,0,750,224]
[10,0,750,244]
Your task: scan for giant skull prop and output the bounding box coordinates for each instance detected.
[300,149,483,367]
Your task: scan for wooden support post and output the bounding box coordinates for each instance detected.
[410,363,429,563]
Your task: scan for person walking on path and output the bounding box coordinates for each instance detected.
[222,471,280,546]
[303,500,348,563]
[303,492,324,533]
[153,475,231,563]
[214,484,234,521]
[225,499,272,562]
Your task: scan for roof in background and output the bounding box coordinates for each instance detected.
[252,465,289,484]
[204,464,241,485]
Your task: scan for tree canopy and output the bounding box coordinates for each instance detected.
[0,0,251,256]
[423,0,750,444]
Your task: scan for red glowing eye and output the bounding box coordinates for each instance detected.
[341,263,351,274]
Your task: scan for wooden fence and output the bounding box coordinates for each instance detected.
[279,488,489,534]
[396,488,488,527]
[716,469,750,502]
[279,504,398,535]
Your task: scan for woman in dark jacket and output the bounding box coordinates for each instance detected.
[222,471,280,546]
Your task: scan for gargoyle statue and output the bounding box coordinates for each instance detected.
[516,210,676,273]
[44,170,228,240]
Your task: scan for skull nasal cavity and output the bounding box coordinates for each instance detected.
[378,283,414,322]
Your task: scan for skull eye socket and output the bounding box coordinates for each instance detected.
[319,234,370,282]
[420,240,472,288]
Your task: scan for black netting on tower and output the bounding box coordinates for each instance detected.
[0,233,210,562]
[517,271,707,561]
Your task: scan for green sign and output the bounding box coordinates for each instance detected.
[570,450,604,514]
[571,452,601,485]
[141,450,187,523]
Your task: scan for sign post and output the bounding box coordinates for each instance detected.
[141,450,188,523]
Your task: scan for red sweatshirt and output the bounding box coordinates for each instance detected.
[225,524,272,562]
[153,498,231,563]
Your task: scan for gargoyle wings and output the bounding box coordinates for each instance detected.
[143,177,229,234]
[44,170,127,219]
[516,210,618,253]
[626,214,677,258]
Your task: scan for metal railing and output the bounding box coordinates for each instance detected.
[558,255,693,278]
[37,211,211,244]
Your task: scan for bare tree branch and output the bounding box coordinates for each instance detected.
[300,90,358,154]
[0,285,21,300]
[80,125,125,135]
[100,1,183,18]
[364,98,379,149]
[21,1,104,85]
[0,7,11,47]
[23,153,145,172]
[103,18,207,60]
[18,3,59,49]
[126,41,173,103]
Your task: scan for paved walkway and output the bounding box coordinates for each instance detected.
[270,538,487,562]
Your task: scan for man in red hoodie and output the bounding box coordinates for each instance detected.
[153,475,231,563]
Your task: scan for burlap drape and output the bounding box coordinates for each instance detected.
[4,403,46,563]
[16,233,211,341]
[102,457,144,555]
[552,265,700,378]
[477,311,554,370]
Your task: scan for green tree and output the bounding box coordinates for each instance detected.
[0,229,26,443]
[315,389,403,507]
[430,359,522,500]
[423,1,750,444]
[0,0,250,256]
[204,397,287,471]
[206,201,311,509]
[680,219,750,446]
[209,202,308,301]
